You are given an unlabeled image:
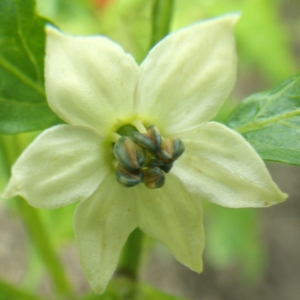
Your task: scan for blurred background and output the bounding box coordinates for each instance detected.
[1,0,300,299]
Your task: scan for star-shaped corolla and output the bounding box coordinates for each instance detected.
[2,14,286,293]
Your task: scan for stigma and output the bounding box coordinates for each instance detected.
[113,124,184,189]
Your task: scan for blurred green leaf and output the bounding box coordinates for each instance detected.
[226,73,300,165]
[173,0,296,83]
[0,0,62,134]
[80,279,189,300]
[204,203,266,282]
[236,0,296,82]
[139,283,189,300]
[39,203,76,245]
[0,278,41,300]
[98,0,152,63]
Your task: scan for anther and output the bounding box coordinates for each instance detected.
[159,138,185,161]
[116,164,143,187]
[113,136,146,171]
[132,125,162,152]
[148,159,173,173]
[143,167,165,189]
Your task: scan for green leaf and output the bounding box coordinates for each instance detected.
[226,73,300,165]
[173,0,296,83]
[0,0,62,134]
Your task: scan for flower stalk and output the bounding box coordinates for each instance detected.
[17,198,73,297]
[150,0,174,48]
[117,228,144,280]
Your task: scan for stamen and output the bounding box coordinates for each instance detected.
[143,167,165,189]
[113,123,185,189]
[149,159,173,173]
[132,125,162,152]
[111,132,121,143]
[116,164,143,187]
[160,138,185,161]
[131,119,147,133]
[113,136,145,171]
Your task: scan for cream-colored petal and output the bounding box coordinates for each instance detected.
[74,173,138,294]
[45,26,139,135]
[135,174,204,273]
[174,122,287,208]
[135,14,239,135]
[2,125,109,208]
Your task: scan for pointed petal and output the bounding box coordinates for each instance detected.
[74,173,138,294]
[45,26,139,135]
[174,122,287,208]
[2,125,109,208]
[136,174,204,272]
[135,14,239,134]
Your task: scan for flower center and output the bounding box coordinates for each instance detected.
[112,123,185,189]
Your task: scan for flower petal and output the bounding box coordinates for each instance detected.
[135,14,239,134]
[74,173,138,294]
[45,26,139,135]
[136,174,204,273]
[174,122,287,208]
[2,125,109,208]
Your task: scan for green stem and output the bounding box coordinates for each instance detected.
[0,135,73,298]
[0,138,12,179]
[149,0,174,48]
[17,198,73,297]
[118,228,144,280]
[0,278,43,300]
[0,135,19,173]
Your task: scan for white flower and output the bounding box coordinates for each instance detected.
[2,14,286,293]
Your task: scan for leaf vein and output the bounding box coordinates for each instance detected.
[0,56,45,97]
[0,96,46,107]
[13,0,43,84]
[237,109,300,133]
